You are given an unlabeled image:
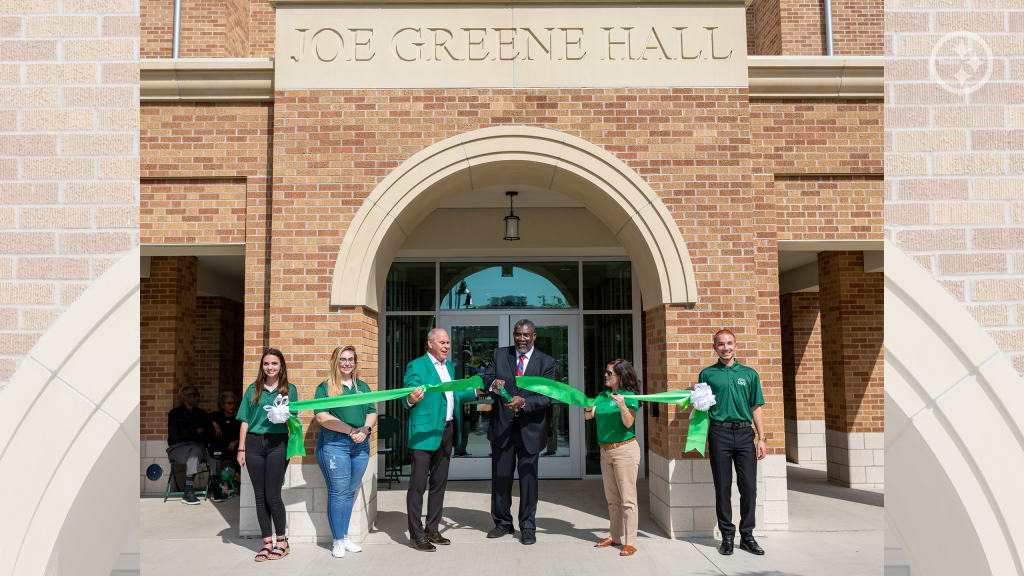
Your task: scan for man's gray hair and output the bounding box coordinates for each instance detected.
[218,390,235,410]
[427,327,447,343]
[513,319,536,334]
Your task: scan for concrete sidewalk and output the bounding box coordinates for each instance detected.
[141,464,882,576]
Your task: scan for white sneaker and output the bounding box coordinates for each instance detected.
[332,540,345,558]
[343,538,362,553]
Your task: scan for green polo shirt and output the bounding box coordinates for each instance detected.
[313,379,377,428]
[698,360,764,423]
[593,389,640,445]
[236,382,298,435]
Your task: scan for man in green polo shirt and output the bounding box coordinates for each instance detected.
[698,328,766,557]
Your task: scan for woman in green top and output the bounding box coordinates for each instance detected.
[236,348,297,562]
[584,358,642,557]
[314,345,377,559]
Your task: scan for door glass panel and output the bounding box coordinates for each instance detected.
[439,262,578,310]
[532,324,571,459]
[583,314,633,475]
[582,261,631,311]
[449,324,500,459]
[383,315,434,476]
[386,262,435,312]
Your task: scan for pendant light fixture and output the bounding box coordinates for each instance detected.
[504,190,520,241]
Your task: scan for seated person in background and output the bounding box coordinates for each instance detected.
[210,391,242,468]
[167,385,225,504]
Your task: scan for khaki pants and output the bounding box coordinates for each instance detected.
[599,439,641,546]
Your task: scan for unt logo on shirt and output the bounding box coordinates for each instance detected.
[736,378,747,387]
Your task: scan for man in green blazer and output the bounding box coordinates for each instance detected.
[404,327,482,552]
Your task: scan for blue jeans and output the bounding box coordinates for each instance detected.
[316,428,370,540]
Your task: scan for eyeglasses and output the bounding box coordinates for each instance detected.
[604,370,615,376]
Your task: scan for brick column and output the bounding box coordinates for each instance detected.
[140,256,197,494]
[781,293,825,464]
[818,251,884,489]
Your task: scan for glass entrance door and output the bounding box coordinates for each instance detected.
[441,314,582,479]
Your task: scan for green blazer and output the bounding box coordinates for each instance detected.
[403,353,478,451]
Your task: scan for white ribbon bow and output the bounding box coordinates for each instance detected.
[689,382,717,412]
[264,394,291,424]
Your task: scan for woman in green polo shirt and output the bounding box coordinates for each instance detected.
[585,358,642,557]
[314,345,378,559]
[236,348,298,562]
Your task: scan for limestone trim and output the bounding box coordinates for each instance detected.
[331,126,699,312]
[0,248,140,575]
[748,56,883,99]
[140,58,274,101]
[885,240,1024,575]
[139,57,883,101]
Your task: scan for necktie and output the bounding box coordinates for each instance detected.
[517,354,526,376]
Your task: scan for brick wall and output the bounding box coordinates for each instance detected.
[781,292,823,422]
[818,251,883,434]
[195,295,245,413]
[830,0,883,55]
[754,0,782,55]
[776,175,883,241]
[269,88,785,460]
[781,0,824,55]
[141,178,247,244]
[141,0,172,58]
[140,103,272,385]
[249,0,275,58]
[141,256,197,440]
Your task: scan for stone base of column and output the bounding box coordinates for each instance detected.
[826,430,883,489]
[648,452,788,538]
[784,418,826,464]
[239,455,378,542]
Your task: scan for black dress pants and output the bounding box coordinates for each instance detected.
[407,420,454,540]
[490,421,540,532]
[244,433,288,538]
[708,420,757,540]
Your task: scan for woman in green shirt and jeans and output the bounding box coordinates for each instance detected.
[314,345,378,559]
[585,358,642,557]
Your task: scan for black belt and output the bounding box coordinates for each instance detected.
[710,420,751,429]
[445,419,453,427]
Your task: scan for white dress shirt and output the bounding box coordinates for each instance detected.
[430,353,455,422]
[515,347,535,375]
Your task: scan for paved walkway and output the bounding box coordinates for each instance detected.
[141,464,882,576]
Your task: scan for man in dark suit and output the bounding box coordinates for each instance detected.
[481,318,555,545]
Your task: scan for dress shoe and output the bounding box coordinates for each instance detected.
[410,537,436,552]
[520,530,536,545]
[740,537,765,555]
[486,525,514,539]
[718,539,734,555]
[425,531,451,545]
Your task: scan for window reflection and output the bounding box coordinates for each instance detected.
[439,262,578,310]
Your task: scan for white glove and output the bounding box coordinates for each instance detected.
[264,394,291,424]
[690,382,716,412]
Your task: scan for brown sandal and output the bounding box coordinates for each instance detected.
[595,537,621,548]
[268,537,289,560]
[254,538,273,562]
[620,544,637,556]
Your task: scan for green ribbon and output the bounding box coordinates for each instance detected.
[513,377,711,456]
[282,375,486,459]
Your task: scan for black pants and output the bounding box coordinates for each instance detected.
[708,420,757,540]
[491,421,540,532]
[407,420,454,540]
[245,433,288,538]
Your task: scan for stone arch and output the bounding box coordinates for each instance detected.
[885,240,1024,575]
[0,248,139,575]
[331,126,698,311]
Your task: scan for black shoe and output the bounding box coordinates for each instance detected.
[209,484,225,503]
[718,538,734,555]
[181,490,200,505]
[520,530,536,545]
[425,531,451,545]
[740,537,765,555]
[410,537,436,552]
[486,525,514,538]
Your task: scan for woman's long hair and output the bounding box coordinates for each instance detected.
[607,358,641,394]
[328,345,359,397]
[252,348,290,405]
